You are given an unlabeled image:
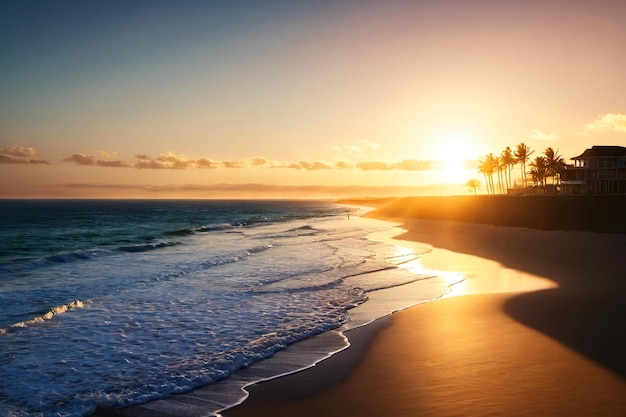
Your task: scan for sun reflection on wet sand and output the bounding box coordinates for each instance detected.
[371,225,557,298]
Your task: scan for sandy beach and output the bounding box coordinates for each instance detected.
[225,200,626,416]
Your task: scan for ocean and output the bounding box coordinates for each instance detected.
[0,200,457,417]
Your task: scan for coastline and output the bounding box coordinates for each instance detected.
[94,208,449,417]
[225,197,626,416]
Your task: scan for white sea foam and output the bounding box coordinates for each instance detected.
[0,299,88,334]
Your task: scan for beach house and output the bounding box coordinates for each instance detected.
[560,146,626,194]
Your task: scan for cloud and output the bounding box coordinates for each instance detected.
[355,161,394,171]
[248,156,285,168]
[64,153,129,167]
[394,159,435,171]
[0,146,50,164]
[0,154,50,164]
[250,156,272,166]
[331,140,381,155]
[134,159,168,169]
[529,129,560,141]
[155,151,195,169]
[98,150,119,158]
[134,152,196,169]
[584,113,626,133]
[195,158,223,169]
[334,160,354,169]
[64,153,95,165]
[8,148,452,174]
[223,160,245,168]
[96,160,130,168]
[134,152,224,169]
[288,161,333,170]
[1,146,37,157]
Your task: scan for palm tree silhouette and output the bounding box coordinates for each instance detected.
[501,146,516,190]
[478,159,491,194]
[466,178,480,195]
[543,147,565,185]
[470,144,567,195]
[529,156,549,190]
[514,143,534,187]
[478,153,498,194]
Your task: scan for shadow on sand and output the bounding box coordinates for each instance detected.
[503,288,626,378]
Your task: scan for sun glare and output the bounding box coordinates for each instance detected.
[429,131,479,183]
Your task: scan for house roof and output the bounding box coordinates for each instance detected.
[572,146,626,159]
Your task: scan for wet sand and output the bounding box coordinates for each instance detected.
[225,205,626,416]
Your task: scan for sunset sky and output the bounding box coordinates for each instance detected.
[2,0,625,198]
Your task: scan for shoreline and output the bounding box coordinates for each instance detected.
[225,199,626,416]
[95,211,451,417]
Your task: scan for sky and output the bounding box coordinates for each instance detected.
[1,0,625,198]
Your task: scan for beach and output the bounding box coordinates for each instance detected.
[225,198,626,417]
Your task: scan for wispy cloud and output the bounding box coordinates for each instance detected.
[584,113,626,133]
[529,129,560,141]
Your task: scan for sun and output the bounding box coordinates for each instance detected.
[429,131,480,183]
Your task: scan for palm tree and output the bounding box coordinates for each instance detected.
[479,153,498,194]
[543,147,565,185]
[514,143,534,187]
[493,156,502,194]
[493,156,501,193]
[498,156,510,193]
[501,146,516,190]
[529,156,548,190]
[478,158,492,194]
[466,178,480,195]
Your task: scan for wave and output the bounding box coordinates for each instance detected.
[145,243,275,284]
[162,228,196,236]
[0,240,185,274]
[0,299,89,334]
[160,218,275,237]
[162,223,240,235]
[118,241,181,253]
[0,248,110,274]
